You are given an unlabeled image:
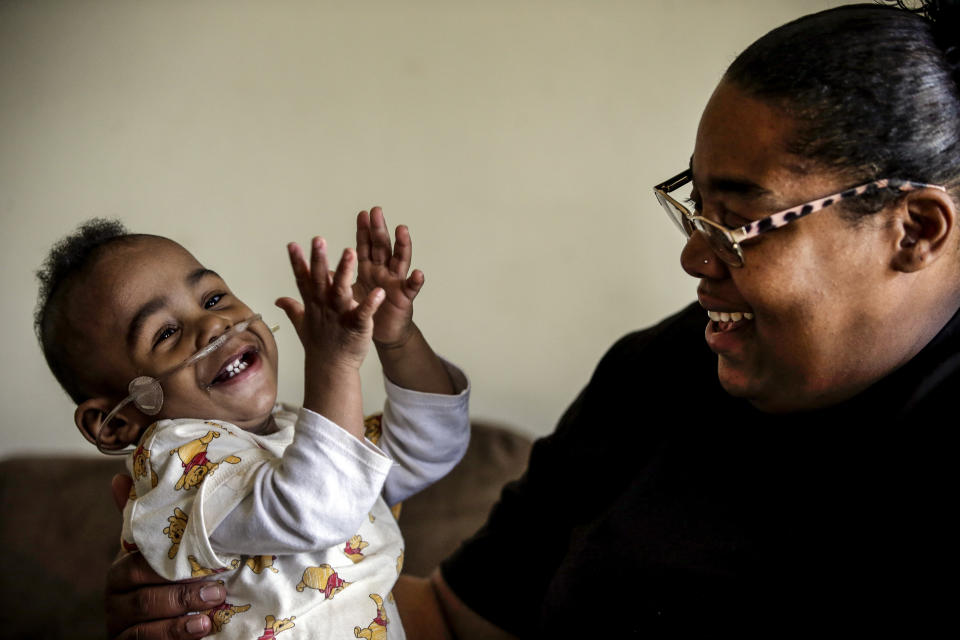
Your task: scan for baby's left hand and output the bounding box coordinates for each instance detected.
[354,207,425,348]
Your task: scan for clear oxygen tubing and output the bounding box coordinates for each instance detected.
[95,313,279,455]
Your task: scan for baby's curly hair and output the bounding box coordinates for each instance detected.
[35,218,141,403]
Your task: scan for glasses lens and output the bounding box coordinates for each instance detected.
[655,191,693,237]
[693,219,743,267]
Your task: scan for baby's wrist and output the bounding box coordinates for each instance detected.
[374,323,419,353]
[305,356,362,382]
[302,363,364,428]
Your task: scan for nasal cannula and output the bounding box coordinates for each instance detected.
[96,314,279,455]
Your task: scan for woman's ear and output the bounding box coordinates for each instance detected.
[891,188,956,272]
[75,397,147,450]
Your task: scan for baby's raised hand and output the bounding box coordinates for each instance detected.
[275,237,385,371]
[355,207,425,349]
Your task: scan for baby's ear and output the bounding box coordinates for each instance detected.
[75,397,147,450]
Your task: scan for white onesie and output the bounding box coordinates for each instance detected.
[120,363,469,640]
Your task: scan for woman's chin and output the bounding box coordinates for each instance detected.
[715,357,781,411]
[716,358,755,400]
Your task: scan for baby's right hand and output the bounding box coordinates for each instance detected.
[275,237,385,372]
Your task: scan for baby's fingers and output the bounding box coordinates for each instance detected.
[404,269,425,300]
[356,210,372,263]
[274,297,305,339]
[390,224,412,276]
[286,242,313,303]
[369,206,392,265]
[309,237,332,299]
[331,248,359,312]
[354,287,386,327]
[287,240,330,303]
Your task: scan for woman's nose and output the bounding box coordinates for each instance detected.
[680,231,729,279]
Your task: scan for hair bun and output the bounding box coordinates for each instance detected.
[897,1,960,76]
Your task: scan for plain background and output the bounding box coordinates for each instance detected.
[1,0,844,458]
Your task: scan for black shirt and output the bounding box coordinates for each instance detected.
[441,302,960,634]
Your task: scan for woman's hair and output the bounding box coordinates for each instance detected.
[35,218,140,403]
[724,0,960,212]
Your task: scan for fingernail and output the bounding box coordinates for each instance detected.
[186,615,210,634]
[200,583,225,602]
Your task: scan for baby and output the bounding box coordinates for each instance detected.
[34,209,469,639]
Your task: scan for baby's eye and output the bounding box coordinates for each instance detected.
[204,293,226,309]
[154,326,178,347]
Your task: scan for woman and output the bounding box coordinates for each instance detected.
[106,2,960,636]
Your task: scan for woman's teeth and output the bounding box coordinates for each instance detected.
[707,310,754,322]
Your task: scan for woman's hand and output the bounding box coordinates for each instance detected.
[106,474,226,640]
[106,552,225,640]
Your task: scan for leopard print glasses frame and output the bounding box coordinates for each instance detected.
[653,168,945,267]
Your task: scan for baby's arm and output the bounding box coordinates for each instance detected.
[215,238,396,553]
[355,207,456,395]
[208,408,393,555]
[377,360,470,505]
[355,208,471,503]
[275,236,384,439]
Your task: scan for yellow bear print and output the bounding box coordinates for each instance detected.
[344,535,369,563]
[243,555,279,574]
[396,549,404,575]
[255,614,296,640]
[296,564,350,599]
[169,430,241,491]
[132,423,159,487]
[187,555,240,578]
[202,602,251,633]
[163,507,188,559]
[354,594,388,640]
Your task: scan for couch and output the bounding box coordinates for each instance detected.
[0,422,532,639]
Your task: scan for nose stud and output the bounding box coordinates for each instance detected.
[704,258,709,264]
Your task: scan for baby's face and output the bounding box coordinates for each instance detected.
[74,237,280,435]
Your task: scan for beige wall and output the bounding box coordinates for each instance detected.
[1,0,843,457]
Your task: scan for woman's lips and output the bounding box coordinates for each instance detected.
[704,311,755,354]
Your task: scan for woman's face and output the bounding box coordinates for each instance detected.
[683,82,912,412]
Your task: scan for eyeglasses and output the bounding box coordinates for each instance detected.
[653,169,945,267]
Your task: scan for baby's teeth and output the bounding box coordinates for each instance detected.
[224,357,247,377]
